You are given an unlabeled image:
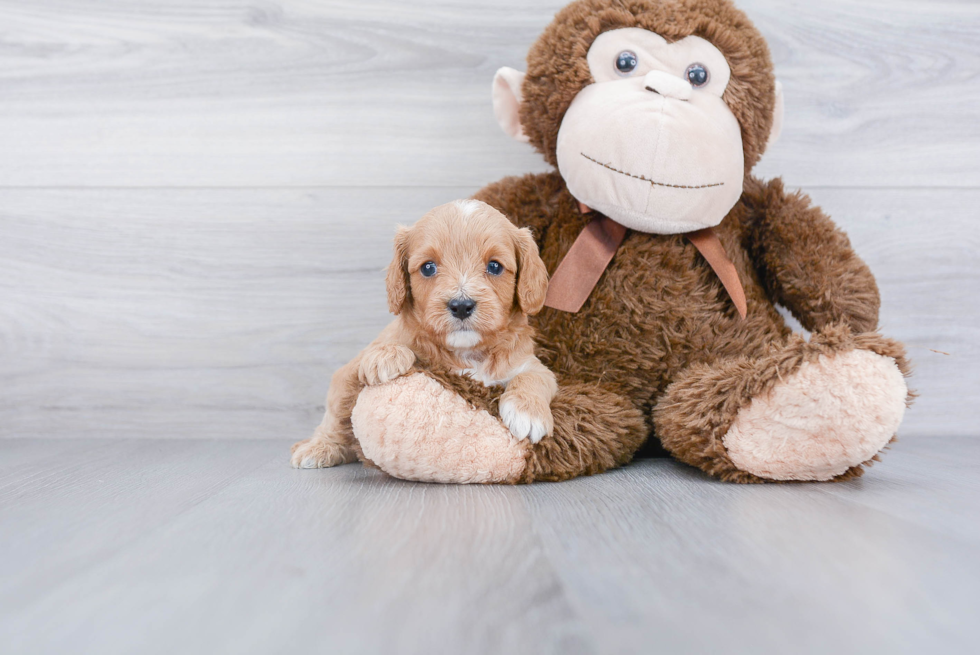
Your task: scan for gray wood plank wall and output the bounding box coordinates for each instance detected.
[1,0,977,440]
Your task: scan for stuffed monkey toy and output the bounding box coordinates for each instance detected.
[336,0,913,484]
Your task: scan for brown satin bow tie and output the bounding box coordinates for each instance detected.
[543,202,747,318]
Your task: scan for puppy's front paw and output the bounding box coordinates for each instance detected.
[290,438,355,469]
[499,392,553,444]
[358,344,415,386]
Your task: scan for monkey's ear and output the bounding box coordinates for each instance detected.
[515,228,549,315]
[385,226,412,315]
[765,80,785,153]
[492,67,530,143]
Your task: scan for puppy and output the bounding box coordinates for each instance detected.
[291,199,557,469]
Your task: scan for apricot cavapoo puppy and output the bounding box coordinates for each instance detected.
[291,199,556,469]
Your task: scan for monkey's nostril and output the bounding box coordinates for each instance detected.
[645,85,660,94]
[447,298,477,320]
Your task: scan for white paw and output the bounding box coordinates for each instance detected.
[297,455,320,469]
[290,442,322,469]
[289,438,353,469]
[499,397,551,444]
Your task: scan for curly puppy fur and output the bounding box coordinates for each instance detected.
[293,200,557,469]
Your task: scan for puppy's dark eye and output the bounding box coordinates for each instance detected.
[420,261,437,277]
[685,63,710,87]
[486,260,504,276]
[615,50,638,76]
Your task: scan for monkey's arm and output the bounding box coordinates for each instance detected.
[742,177,880,333]
[472,171,568,245]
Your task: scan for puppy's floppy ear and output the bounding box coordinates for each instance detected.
[385,226,412,315]
[514,227,549,315]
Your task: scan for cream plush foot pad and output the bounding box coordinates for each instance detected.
[722,350,908,481]
[351,373,529,484]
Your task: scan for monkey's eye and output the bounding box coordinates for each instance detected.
[615,51,638,76]
[486,260,504,276]
[420,261,437,277]
[685,63,710,87]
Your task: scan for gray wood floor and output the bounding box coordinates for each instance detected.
[1,438,978,655]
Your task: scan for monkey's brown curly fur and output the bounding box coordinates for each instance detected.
[471,168,911,482]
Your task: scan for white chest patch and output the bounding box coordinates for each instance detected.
[446,330,482,350]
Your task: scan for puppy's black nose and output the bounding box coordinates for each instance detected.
[448,298,476,320]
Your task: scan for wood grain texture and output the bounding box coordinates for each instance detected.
[523,451,980,654]
[1,438,978,654]
[1,187,975,440]
[0,187,451,440]
[0,0,977,188]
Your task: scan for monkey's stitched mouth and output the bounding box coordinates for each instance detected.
[581,153,724,190]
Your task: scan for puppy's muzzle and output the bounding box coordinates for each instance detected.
[447,297,476,320]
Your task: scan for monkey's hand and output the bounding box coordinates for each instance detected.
[745,177,880,333]
[358,344,416,386]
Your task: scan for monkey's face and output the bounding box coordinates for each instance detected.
[556,29,744,234]
[493,16,784,236]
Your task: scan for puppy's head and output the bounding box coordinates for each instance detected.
[386,200,549,350]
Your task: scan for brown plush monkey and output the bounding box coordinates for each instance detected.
[344,0,913,484]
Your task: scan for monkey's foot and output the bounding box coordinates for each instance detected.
[351,373,529,484]
[722,349,908,481]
